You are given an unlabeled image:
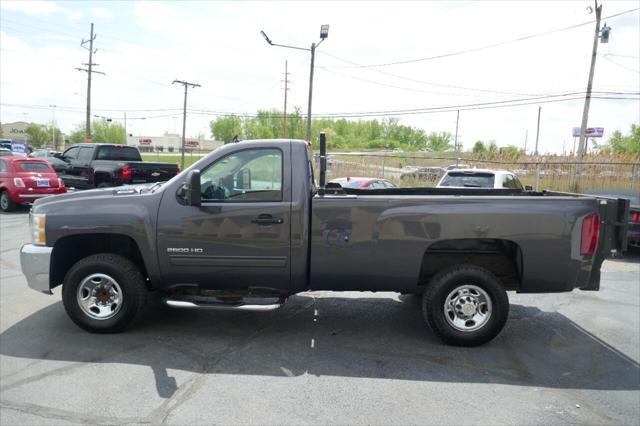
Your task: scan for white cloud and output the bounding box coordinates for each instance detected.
[0,0,82,20]
[91,6,113,19]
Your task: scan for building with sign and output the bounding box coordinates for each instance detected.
[126,132,222,153]
[1,121,30,143]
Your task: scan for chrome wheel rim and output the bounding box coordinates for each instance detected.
[76,273,123,320]
[444,284,492,332]
[0,193,8,210]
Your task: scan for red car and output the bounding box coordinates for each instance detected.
[329,177,397,189]
[0,156,67,212]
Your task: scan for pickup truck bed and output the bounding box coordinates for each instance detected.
[20,138,629,346]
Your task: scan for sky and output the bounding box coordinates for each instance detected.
[0,0,639,153]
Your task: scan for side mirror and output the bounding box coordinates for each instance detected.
[525,185,533,191]
[237,168,251,190]
[181,169,201,206]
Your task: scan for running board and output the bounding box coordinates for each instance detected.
[165,298,285,312]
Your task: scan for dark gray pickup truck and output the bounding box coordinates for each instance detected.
[20,137,629,346]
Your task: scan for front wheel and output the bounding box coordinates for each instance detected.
[62,254,147,333]
[423,265,509,346]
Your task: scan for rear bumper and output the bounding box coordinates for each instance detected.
[10,188,66,203]
[20,244,53,294]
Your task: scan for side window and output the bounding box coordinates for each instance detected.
[503,175,521,189]
[0,160,7,172]
[369,181,385,189]
[63,146,80,160]
[200,148,283,202]
[77,147,94,163]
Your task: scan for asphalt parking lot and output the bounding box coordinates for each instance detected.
[1,207,639,425]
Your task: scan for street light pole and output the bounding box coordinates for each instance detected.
[261,25,329,144]
[306,42,316,144]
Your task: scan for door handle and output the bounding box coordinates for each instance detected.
[251,214,283,225]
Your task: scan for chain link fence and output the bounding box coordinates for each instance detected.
[323,152,639,192]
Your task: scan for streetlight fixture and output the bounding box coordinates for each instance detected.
[260,24,329,144]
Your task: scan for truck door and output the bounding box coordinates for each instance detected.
[57,146,80,188]
[72,146,95,188]
[157,146,291,291]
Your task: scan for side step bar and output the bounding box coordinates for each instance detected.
[165,298,285,312]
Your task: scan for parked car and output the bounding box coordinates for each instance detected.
[20,138,629,347]
[330,177,396,189]
[52,144,180,189]
[585,189,640,250]
[400,166,445,182]
[31,149,61,159]
[0,156,67,211]
[0,148,13,157]
[437,169,524,189]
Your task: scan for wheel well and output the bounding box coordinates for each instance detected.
[419,239,522,291]
[50,234,148,289]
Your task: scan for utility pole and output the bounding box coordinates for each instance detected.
[576,0,604,187]
[76,23,104,142]
[282,60,289,138]
[534,106,541,155]
[172,79,201,169]
[49,104,56,149]
[524,129,528,154]
[454,109,460,152]
[124,112,127,144]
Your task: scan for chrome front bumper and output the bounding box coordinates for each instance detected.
[20,244,53,294]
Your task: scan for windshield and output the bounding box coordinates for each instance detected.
[440,172,495,188]
[96,146,142,161]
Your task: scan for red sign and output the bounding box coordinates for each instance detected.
[139,138,152,145]
[185,139,199,147]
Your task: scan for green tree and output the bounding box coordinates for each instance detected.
[426,132,453,152]
[472,140,487,154]
[68,123,86,144]
[499,145,523,157]
[24,123,49,147]
[211,115,243,143]
[602,124,640,156]
[92,120,125,144]
[0,122,3,138]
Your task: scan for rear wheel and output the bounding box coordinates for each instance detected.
[423,265,509,346]
[0,190,16,212]
[62,254,147,333]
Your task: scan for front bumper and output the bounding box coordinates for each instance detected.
[20,244,53,294]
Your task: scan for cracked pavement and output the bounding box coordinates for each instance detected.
[1,208,639,425]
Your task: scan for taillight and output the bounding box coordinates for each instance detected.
[13,177,25,187]
[58,178,65,187]
[176,167,181,174]
[121,165,132,181]
[633,211,640,223]
[581,213,601,256]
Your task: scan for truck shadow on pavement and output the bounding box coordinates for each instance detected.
[1,294,638,400]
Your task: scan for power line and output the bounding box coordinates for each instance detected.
[323,7,639,69]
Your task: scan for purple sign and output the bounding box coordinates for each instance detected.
[572,127,604,138]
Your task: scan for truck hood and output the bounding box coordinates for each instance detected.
[33,183,158,209]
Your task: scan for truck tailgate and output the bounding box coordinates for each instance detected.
[127,161,179,183]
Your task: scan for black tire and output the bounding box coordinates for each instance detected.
[423,264,509,347]
[0,190,16,212]
[97,182,112,188]
[62,254,147,333]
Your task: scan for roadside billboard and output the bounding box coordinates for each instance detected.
[572,127,604,138]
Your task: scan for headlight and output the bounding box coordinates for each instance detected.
[31,213,46,246]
